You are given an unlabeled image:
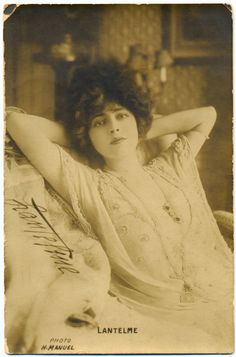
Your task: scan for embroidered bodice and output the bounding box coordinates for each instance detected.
[57,136,233,308]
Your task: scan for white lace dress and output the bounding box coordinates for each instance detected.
[55,135,233,353]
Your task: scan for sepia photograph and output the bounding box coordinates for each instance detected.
[4,3,233,354]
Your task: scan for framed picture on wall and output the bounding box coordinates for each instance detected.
[169,4,232,58]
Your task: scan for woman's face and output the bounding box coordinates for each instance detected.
[88,102,139,162]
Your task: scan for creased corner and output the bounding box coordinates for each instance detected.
[223,4,232,14]
[3,4,20,22]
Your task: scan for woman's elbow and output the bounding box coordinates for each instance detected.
[6,111,17,132]
[6,111,20,124]
[207,106,217,124]
[6,111,26,130]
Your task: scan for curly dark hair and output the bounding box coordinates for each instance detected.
[64,59,152,166]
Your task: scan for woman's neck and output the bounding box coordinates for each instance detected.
[104,154,143,175]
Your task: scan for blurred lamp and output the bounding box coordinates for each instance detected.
[50,34,76,62]
[156,49,173,83]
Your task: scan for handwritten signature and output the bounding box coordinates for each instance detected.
[6,198,80,275]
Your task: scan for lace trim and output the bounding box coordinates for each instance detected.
[96,169,152,225]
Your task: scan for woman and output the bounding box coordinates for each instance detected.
[6,60,233,352]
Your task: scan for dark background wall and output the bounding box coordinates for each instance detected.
[4,4,232,211]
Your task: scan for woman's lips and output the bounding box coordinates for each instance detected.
[110,137,127,145]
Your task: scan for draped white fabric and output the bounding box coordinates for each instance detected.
[5,158,110,353]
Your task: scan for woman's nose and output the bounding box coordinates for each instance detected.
[109,117,119,134]
[110,127,119,133]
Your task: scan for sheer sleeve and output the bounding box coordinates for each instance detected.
[160,135,195,178]
[55,145,98,238]
[146,134,213,207]
[148,135,199,184]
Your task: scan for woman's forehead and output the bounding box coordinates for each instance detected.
[103,102,125,112]
[91,102,127,119]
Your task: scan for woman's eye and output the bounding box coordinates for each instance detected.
[93,119,105,127]
[117,112,129,120]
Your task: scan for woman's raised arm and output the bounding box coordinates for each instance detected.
[6,111,72,203]
[146,107,217,156]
